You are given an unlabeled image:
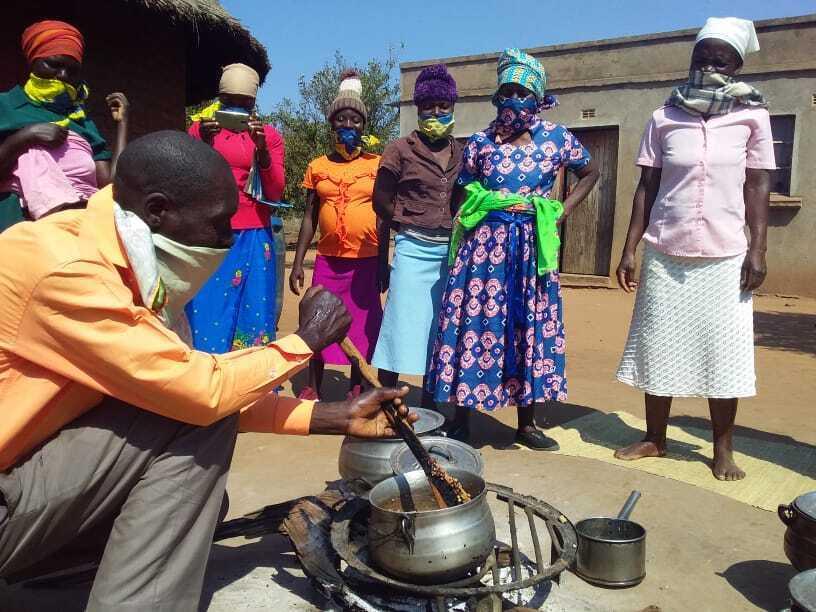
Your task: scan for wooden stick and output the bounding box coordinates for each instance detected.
[339,338,449,509]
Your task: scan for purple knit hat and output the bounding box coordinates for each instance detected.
[413,64,458,105]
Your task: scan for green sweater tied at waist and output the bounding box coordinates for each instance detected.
[449,181,564,275]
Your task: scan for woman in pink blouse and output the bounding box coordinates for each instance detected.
[614,17,775,481]
[186,64,286,353]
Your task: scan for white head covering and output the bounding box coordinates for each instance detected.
[695,17,760,59]
[218,63,260,97]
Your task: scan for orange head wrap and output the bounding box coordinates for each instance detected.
[21,20,85,64]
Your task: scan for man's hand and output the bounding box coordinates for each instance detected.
[19,123,68,149]
[741,249,767,292]
[296,286,351,352]
[200,119,221,145]
[309,387,418,437]
[106,92,129,123]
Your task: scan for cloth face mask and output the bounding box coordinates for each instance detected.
[333,126,363,160]
[151,233,229,324]
[417,112,455,141]
[492,94,541,139]
[24,73,89,125]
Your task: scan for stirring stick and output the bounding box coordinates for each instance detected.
[339,337,451,509]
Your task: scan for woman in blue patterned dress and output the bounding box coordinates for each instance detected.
[427,49,599,450]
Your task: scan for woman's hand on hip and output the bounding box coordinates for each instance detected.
[616,250,638,293]
[106,92,129,123]
[741,249,767,292]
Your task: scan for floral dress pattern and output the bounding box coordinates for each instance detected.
[426,121,590,410]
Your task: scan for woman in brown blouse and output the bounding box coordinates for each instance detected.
[372,64,462,407]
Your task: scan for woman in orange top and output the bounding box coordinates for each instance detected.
[290,70,382,399]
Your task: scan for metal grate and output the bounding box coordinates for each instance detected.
[812,93,816,106]
[330,483,578,610]
[581,108,596,119]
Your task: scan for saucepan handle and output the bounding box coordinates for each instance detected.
[617,490,642,521]
[778,503,796,526]
[399,515,416,553]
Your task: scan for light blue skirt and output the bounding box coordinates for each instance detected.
[372,233,449,375]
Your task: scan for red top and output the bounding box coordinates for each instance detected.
[188,121,286,230]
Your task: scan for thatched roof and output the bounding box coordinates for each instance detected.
[128,0,271,103]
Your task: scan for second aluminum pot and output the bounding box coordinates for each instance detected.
[575,491,646,588]
[338,407,445,487]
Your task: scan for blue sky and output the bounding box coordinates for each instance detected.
[221,0,814,112]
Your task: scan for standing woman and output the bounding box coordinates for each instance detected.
[290,70,382,400]
[0,20,128,231]
[372,64,462,406]
[614,18,775,481]
[426,49,599,449]
[186,63,286,352]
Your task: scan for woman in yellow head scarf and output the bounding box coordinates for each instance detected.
[0,20,129,230]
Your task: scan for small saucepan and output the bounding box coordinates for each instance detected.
[574,491,646,588]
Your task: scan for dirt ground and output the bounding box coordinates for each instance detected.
[2,251,815,612]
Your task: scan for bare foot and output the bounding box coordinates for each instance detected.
[712,449,745,481]
[614,440,666,461]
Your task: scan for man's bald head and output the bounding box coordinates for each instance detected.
[113,130,238,248]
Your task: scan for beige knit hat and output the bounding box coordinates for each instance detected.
[219,63,260,97]
[326,69,368,122]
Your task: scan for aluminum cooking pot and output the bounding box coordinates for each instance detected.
[367,468,495,584]
[575,491,646,588]
[785,569,816,612]
[338,407,445,487]
[780,492,816,571]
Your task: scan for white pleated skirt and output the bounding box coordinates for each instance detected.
[616,244,756,398]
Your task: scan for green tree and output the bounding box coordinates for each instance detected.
[267,48,401,212]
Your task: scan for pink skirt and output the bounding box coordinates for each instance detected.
[312,254,383,365]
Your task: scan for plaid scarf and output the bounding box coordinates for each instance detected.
[667,71,767,116]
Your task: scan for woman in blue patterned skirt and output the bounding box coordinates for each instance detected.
[427,49,599,450]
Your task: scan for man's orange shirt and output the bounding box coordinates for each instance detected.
[0,189,315,471]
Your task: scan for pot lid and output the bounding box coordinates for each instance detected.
[789,569,816,610]
[390,436,485,476]
[384,407,445,438]
[794,492,816,520]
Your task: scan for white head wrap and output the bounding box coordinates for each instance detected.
[218,63,260,97]
[695,17,760,59]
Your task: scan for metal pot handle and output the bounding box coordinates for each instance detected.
[778,503,796,526]
[428,444,454,462]
[399,515,415,554]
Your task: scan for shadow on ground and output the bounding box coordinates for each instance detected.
[754,310,816,357]
[200,534,326,611]
[718,559,797,611]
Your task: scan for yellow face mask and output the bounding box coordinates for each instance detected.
[23,73,88,126]
[417,112,455,141]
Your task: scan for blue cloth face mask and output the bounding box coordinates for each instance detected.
[335,126,362,152]
[494,94,539,115]
[333,126,363,160]
[492,94,541,139]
